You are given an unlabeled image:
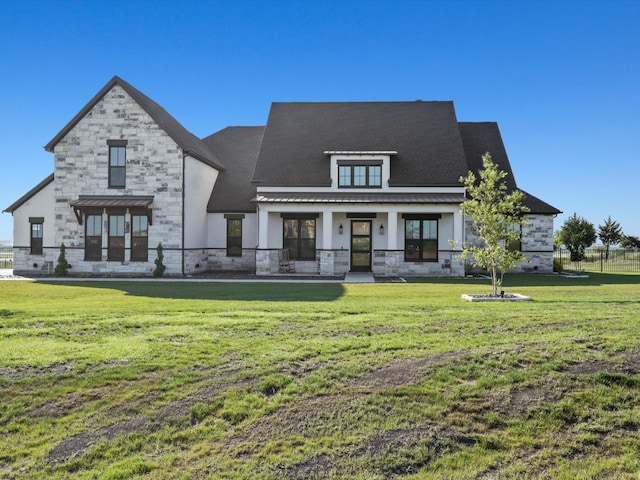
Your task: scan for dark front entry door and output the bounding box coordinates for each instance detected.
[350,220,372,271]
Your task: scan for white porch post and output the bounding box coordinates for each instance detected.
[258,207,269,249]
[452,209,463,248]
[319,210,335,276]
[322,211,333,250]
[387,210,398,250]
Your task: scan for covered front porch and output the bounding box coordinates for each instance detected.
[253,193,466,277]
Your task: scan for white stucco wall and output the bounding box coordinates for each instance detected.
[9,181,56,274]
[184,156,218,249]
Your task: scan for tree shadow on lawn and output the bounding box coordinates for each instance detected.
[39,281,346,302]
[406,272,640,287]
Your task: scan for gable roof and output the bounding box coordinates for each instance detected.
[44,76,223,170]
[3,173,54,214]
[252,101,470,187]
[459,122,561,214]
[203,127,265,213]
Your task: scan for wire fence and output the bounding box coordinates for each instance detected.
[554,247,640,273]
[0,246,12,268]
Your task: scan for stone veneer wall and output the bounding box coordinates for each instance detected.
[464,214,555,273]
[373,250,465,277]
[52,85,185,275]
[255,249,327,276]
[208,248,256,271]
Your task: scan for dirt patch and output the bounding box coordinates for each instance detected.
[47,373,253,465]
[349,350,471,391]
[48,415,148,464]
[488,375,574,420]
[282,425,467,479]
[0,362,74,381]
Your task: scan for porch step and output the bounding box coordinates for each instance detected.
[344,272,375,283]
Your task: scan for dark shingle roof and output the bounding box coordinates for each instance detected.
[3,173,54,213]
[458,122,518,191]
[44,76,223,170]
[203,127,265,213]
[252,101,470,187]
[459,122,561,214]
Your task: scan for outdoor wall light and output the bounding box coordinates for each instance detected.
[338,224,343,235]
[380,224,385,235]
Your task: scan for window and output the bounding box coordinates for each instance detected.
[227,218,242,257]
[338,164,382,188]
[30,221,43,255]
[405,218,438,262]
[283,218,316,260]
[507,224,522,252]
[131,215,148,261]
[85,214,102,260]
[108,214,125,261]
[109,144,126,188]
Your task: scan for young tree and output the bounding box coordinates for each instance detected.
[598,215,622,260]
[621,234,640,250]
[459,153,529,296]
[558,213,596,262]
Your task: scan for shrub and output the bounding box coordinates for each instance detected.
[153,243,166,277]
[553,257,563,272]
[54,243,69,276]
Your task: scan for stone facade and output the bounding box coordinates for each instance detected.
[52,85,185,275]
[463,214,555,274]
[373,250,465,277]
[208,248,256,272]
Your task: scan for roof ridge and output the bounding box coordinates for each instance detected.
[44,76,223,170]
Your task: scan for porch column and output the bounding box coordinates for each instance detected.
[452,209,463,248]
[258,207,269,249]
[386,211,398,250]
[322,211,333,250]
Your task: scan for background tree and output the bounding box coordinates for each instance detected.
[558,213,596,262]
[597,215,622,260]
[459,153,529,296]
[621,234,640,250]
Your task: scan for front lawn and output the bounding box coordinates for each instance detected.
[1,274,639,479]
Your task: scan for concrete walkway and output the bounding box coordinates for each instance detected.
[343,272,375,283]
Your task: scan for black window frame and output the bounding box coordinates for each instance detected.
[226,217,243,257]
[283,217,316,261]
[506,223,522,252]
[108,213,125,261]
[29,219,43,255]
[108,140,127,188]
[337,163,382,188]
[130,214,148,261]
[85,213,103,261]
[404,216,439,263]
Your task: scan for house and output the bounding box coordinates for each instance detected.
[3,76,560,277]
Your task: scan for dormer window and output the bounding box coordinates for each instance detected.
[338,162,382,188]
[326,151,396,190]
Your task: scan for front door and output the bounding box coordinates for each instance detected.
[350,220,372,271]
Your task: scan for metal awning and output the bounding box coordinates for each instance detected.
[253,192,466,204]
[69,195,154,225]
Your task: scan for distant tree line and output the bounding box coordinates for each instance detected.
[556,213,640,262]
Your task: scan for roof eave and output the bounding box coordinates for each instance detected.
[3,173,55,214]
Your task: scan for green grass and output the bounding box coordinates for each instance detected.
[1,274,639,479]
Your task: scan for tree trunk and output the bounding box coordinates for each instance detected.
[492,265,498,296]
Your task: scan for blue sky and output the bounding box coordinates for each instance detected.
[1,0,638,242]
